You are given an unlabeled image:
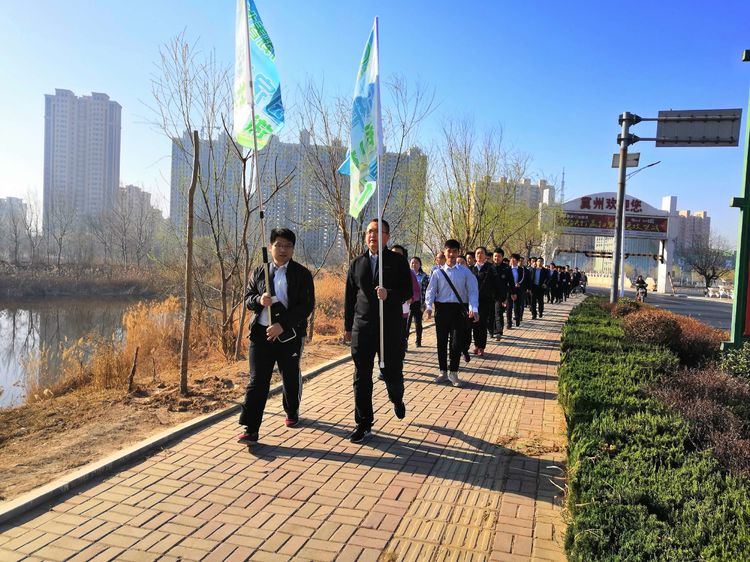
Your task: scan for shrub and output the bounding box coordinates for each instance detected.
[559,297,750,561]
[609,298,643,318]
[673,315,726,367]
[650,367,750,478]
[622,308,682,349]
[722,342,750,382]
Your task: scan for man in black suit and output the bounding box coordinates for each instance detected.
[547,263,558,304]
[530,257,549,319]
[238,228,315,444]
[561,266,571,301]
[344,218,412,443]
[471,246,500,355]
[506,253,527,328]
[492,247,510,341]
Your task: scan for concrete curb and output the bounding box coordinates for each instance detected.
[0,348,354,525]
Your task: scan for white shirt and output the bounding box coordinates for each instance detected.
[425,263,479,313]
[258,261,289,326]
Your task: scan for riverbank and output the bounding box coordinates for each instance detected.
[0,338,348,501]
[0,264,172,299]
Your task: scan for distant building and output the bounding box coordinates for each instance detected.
[169,131,243,237]
[43,89,121,229]
[0,197,28,262]
[675,210,710,250]
[119,185,162,219]
[169,130,428,266]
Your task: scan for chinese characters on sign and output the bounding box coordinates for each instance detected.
[560,212,667,239]
[579,197,642,212]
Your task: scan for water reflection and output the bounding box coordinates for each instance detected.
[0,299,142,409]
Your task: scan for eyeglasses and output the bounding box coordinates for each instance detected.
[272,243,294,250]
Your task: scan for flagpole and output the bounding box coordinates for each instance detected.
[243,0,272,326]
[374,16,385,370]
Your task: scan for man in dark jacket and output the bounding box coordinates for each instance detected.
[471,246,500,355]
[492,247,510,341]
[530,257,549,319]
[344,218,412,443]
[238,228,315,444]
[506,253,527,328]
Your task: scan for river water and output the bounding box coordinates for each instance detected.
[0,298,143,409]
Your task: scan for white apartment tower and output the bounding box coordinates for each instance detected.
[43,89,121,228]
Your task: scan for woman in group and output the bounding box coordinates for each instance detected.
[408,256,430,348]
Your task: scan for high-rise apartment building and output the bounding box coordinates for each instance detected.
[169,131,243,235]
[170,130,428,266]
[675,210,710,250]
[43,89,121,229]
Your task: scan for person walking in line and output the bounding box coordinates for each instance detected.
[561,265,571,301]
[471,246,500,356]
[408,257,430,348]
[465,250,476,269]
[547,263,557,304]
[432,252,446,272]
[391,245,420,353]
[530,257,549,319]
[425,239,479,388]
[506,253,526,328]
[238,228,315,444]
[492,247,510,341]
[344,219,413,444]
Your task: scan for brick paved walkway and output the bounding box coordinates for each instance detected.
[0,297,577,561]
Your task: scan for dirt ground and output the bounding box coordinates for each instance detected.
[0,339,349,502]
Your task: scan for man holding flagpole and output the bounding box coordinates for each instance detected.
[340,19,412,444]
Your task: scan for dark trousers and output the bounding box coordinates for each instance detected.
[531,286,545,318]
[506,294,524,326]
[351,324,405,429]
[407,302,424,344]
[435,302,466,372]
[472,301,493,349]
[546,285,554,303]
[239,323,303,432]
[494,300,505,336]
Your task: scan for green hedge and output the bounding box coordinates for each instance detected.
[561,297,750,561]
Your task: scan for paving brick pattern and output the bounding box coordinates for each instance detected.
[0,298,576,561]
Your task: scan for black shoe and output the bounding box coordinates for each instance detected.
[349,426,371,444]
[394,402,406,419]
[237,430,259,444]
[532,315,537,320]
[516,320,520,327]
[378,370,385,381]
[463,351,471,363]
[416,341,421,348]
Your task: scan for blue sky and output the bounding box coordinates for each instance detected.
[1,1,748,242]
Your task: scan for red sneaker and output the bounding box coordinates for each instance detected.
[285,417,299,428]
[237,431,258,444]
[477,348,485,357]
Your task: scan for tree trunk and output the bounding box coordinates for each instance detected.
[179,131,200,396]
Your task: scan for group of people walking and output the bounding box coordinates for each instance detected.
[236,220,587,445]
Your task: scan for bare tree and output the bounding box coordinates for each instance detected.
[45,200,76,268]
[681,234,734,292]
[4,200,25,264]
[180,130,199,395]
[296,76,434,262]
[22,191,43,266]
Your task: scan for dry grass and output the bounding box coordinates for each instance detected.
[310,272,346,339]
[24,272,348,404]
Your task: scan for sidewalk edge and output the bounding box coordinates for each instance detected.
[0,350,352,525]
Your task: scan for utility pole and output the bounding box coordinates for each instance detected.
[725,49,750,349]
